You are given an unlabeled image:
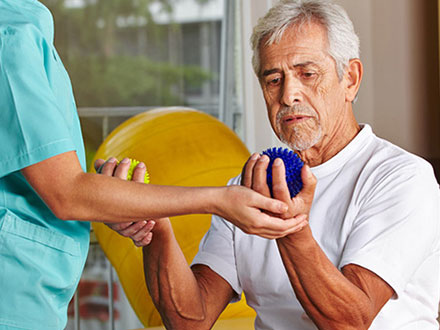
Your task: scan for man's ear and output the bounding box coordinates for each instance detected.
[343,58,363,103]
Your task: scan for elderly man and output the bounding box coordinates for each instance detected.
[102,0,440,329]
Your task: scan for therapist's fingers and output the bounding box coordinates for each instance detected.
[281,214,309,236]
[246,213,307,239]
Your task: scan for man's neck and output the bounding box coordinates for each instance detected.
[297,116,360,167]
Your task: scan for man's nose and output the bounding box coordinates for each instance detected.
[281,75,302,107]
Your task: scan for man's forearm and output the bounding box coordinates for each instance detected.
[277,226,380,330]
[143,219,207,328]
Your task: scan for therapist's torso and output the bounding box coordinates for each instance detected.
[0,0,90,328]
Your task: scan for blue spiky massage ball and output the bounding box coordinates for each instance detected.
[262,147,304,198]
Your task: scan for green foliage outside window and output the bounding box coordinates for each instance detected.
[67,55,210,107]
[41,0,213,107]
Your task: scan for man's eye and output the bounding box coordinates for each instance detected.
[302,72,315,78]
[268,78,281,85]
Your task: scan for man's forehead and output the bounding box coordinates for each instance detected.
[259,48,329,74]
[258,23,330,73]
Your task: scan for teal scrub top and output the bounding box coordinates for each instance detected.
[0,0,90,328]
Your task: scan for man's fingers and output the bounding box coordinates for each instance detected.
[134,232,153,247]
[96,157,147,183]
[130,221,155,241]
[94,159,105,172]
[252,155,271,197]
[107,222,133,232]
[297,165,317,202]
[241,153,260,187]
[114,157,130,180]
[96,157,153,245]
[271,158,292,203]
[107,220,155,247]
[131,162,147,183]
[114,220,148,237]
[271,159,296,218]
[98,157,118,176]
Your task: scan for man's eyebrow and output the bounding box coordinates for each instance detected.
[261,61,317,76]
[262,68,281,77]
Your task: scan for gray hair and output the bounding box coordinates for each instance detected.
[251,0,360,79]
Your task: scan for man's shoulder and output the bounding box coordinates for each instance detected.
[367,134,435,180]
[354,134,439,210]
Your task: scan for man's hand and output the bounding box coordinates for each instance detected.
[210,152,314,239]
[94,157,155,247]
[242,152,317,220]
[95,156,306,240]
[213,184,308,239]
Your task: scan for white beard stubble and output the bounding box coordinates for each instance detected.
[276,104,322,151]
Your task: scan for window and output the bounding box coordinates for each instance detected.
[42,0,243,169]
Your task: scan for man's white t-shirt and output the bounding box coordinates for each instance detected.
[192,124,440,330]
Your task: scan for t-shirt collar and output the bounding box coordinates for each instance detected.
[310,124,374,178]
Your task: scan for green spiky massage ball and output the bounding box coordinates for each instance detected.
[122,158,150,183]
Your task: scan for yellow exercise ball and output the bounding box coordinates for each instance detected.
[90,107,256,327]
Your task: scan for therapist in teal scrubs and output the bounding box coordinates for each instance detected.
[0,1,305,328]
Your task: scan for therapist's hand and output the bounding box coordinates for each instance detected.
[241,153,316,221]
[94,158,155,247]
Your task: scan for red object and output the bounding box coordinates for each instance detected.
[68,280,120,321]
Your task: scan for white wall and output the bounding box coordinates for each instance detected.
[241,0,437,158]
[363,0,430,156]
[333,0,375,132]
[343,0,438,158]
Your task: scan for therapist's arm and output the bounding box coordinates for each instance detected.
[93,157,156,247]
[21,151,300,239]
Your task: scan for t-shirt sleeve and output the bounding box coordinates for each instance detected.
[191,176,243,302]
[339,158,440,298]
[0,24,75,178]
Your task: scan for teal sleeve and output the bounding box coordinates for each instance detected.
[0,24,75,178]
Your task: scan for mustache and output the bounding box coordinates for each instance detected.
[276,104,317,121]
